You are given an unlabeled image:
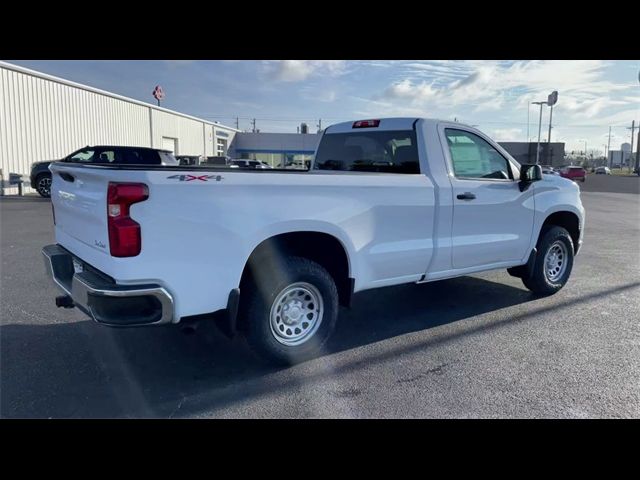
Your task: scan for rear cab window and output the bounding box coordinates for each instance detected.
[314,130,420,174]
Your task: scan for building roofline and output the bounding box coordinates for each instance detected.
[0,61,240,132]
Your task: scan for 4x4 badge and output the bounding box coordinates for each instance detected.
[167,174,224,182]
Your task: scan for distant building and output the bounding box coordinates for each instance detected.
[608,150,632,167]
[227,137,569,169]
[498,142,566,167]
[228,132,320,168]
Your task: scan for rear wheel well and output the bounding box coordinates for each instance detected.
[541,211,580,252]
[240,232,351,312]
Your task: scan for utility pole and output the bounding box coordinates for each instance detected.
[547,104,554,165]
[584,141,587,163]
[545,91,558,166]
[317,118,322,132]
[532,101,547,164]
[527,102,530,141]
[607,126,612,168]
[251,118,256,133]
[236,116,239,129]
[636,121,640,174]
[627,120,636,173]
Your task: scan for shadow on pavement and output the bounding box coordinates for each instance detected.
[0,195,49,203]
[2,276,638,418]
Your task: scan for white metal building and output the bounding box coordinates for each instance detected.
[0,61,238,194]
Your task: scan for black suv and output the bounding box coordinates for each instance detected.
[30,145,178,198]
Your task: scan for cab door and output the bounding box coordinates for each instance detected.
[442,127,535,269]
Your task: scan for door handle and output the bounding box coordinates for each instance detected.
[59,172,75,183]
[457,192,476,200]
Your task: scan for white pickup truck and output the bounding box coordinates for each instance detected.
[43,118,585,364]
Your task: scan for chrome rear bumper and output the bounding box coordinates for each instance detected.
[42,244,174,327]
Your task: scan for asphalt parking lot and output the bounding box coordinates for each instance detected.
[1,176,639,418]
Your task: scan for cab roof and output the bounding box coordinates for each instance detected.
[323,117,468,134]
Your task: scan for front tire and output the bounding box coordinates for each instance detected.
[240,256,339,365]
[522,226,574,296]
[35,174,52,198]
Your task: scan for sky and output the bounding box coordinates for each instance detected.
[7,59,640,156]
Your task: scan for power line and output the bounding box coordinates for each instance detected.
[196,114,636,129]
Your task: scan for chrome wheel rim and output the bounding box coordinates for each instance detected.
[544,240,568,282]
[38,177,51,196]
[269,282,324,346]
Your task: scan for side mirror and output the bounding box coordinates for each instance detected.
[519,164,542,192]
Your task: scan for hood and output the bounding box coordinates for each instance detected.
[542,172,579,190]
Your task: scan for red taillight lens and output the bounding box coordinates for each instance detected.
[353,119,380,128]
[107,182,149,257]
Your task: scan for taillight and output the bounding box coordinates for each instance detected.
[353,119,380,128]
[107,182,149,257]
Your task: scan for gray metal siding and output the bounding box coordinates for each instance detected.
[0,62,237,194]
[151,109,206,155]
[1,67,151,193]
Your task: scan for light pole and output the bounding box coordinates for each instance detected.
[532,101,547,164]
[527,102,530,141]
[546,91,558,165]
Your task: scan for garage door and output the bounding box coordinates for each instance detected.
[162,137,178,154]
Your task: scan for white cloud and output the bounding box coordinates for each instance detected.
[377,60,636,120]
[491,128,523,141]
[264,60,346,82]
[382,79,438,103]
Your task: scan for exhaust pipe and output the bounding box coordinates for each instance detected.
[55,295,75,309]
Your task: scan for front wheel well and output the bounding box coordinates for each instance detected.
[541,211,580,252]
[240,232,352,311]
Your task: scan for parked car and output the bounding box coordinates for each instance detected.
[230,159,273,169]
[559,166,587,183]
[541,166,560,176]
[175,155,200,166]
[43,118,584,365]
[595,166,611,175]
[30,146,178,198]
[202,156,231,166]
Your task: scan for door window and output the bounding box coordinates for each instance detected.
[445,129,513,180]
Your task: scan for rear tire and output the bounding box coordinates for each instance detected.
[522,226,574,296]
[35,174,52,198]
[240,256,339,365]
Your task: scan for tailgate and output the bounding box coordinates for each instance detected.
[50,163,111,256]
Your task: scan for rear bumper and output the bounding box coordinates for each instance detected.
[42,244,174,327]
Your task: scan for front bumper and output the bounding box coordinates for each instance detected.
[42,244,174,327]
